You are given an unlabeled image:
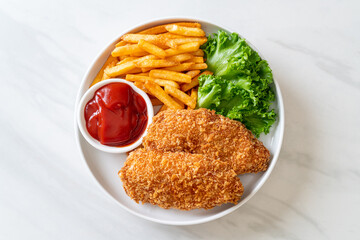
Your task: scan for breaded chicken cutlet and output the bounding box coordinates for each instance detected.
[119,149,244,210]
[143,108,270,174]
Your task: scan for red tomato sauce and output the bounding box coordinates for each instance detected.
[84,83,148,146]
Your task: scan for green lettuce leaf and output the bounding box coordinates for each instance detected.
[197,30,276,137]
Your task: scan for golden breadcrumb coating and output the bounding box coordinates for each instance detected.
[119,149,244,210]
[143,108,270,174]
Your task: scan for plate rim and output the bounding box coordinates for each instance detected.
[74,16,285,225]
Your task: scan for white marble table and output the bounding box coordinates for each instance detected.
[1,0,359,239]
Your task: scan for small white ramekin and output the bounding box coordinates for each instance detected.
[76,78,154,153]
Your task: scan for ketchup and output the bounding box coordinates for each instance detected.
[84,83,148,146]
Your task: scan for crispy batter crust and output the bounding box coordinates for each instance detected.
[143,108,270,174]
[119,149,243,210]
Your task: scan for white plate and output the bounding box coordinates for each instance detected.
[74,17,285,225]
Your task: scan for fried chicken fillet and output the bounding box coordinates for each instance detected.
[119,149,243,210]
[143,108,270,174]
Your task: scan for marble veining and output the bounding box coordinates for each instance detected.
[270,39,359,89]
[1,0,360,239]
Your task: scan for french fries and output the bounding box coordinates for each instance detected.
[191,49,204,57]
[188,63,207,70]
[133,81,152,95]
[117,57,137,65]
[90,55,118,87]
[166,37,207,48]
[186,70,201,78]
[89,21,208,111]
[130,50,149,57]
[126,68,143,74]
[191,88,198,98]
[165,25,206,37]
[138,22,201,35]
[105,55,156,77]
[138,26,168,35]
[135,59,178,68]
[121,34,168,48]
[104,61,136,77]
[126,74,180,89]
[162,62,194,72]
[164,86,196,109]
[166,53,193,62]
[171,22,201,28]
[137,72,150,76]
[152,79,180,89]
[184,57,204,63]
[173,97,185,108]
[134,55,158,62]
[141,67,153,72]
[138,39,166,58]
[115,41,128,47]
[160,32,184,39]
[189,88,198,109]
[165,42,200,57]
[149,70,191,83]
[144,81,182,109]
[112,44,144,57]
[101,73,111,81]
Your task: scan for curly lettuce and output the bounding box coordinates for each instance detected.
[198,30,276,137]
